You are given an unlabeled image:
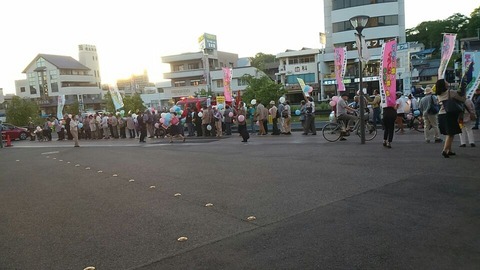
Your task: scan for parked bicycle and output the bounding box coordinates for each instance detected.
[395,110,424,133]
[322,111,377,142]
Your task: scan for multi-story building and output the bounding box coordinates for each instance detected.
[156,34,266,106]
[275,48,321,103]
[15,44,104,115]
[116,70,155,96]
[320,0,406,99]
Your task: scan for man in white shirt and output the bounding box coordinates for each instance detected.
[395,92,408,133]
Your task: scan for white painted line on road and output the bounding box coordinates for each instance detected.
[41,151,59,155]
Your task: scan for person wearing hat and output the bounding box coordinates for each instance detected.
[269,101,280,135]
[418,86,442,143]
[395,91,408,133]
[336,92,358,140]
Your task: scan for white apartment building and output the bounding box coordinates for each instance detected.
[275,48,321,103]
[320,0,406,98]
[16,44,103,115]
[156,41,265,107]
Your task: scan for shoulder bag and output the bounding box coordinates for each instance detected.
[427,95,440,114]
[444,90,464,113]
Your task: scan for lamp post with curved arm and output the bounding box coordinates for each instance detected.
[350,15,370,144]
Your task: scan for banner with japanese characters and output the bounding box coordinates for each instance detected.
[463,51,480,100]
[334,47,347,92]
[379,39,397,108]
[222,67,233,102]
[438,33,456,79]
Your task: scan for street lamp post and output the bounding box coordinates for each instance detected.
[350,15,369,144]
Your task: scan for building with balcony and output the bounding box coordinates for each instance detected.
[320,0,406,99]
[15,44,103,115]
[275,48,321,103]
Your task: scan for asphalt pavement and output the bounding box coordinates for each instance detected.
[0,129,479,269]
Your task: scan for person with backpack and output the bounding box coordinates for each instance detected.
[418,86,442,143]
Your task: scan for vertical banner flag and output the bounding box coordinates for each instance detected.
[463,51,480,100]
[334,47,347,92]
[379,39,397,108]
[222,67,233,102]
[297,78,313,97]
[57,95,65,119]
[109,87,124,110]
[355,35,371,63]
[438,33,456,79]
[0,88,4,104]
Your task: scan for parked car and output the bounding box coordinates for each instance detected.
[1,123,30,140]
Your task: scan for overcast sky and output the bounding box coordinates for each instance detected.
[1,0,478,94]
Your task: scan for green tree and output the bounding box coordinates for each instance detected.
[5,96,40,126]
[123,93,146,114]
[103,91,115,113]
[465,7,480,37]
[64,100,80,116]
[249,53,276,72]
[241,75,286,106]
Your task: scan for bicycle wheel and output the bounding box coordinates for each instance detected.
[413,117,424,132]
[358,121,377,141]
[322,123,342,142]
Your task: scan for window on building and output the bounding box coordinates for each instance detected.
[332,15,398,33]
[190,80,201,86]
[20,87,26,93]
[237,78,248,86]
[333,0,397,10]
[216,79,224,88]
[187,63,200,70]
[174,81,186,87]
[50,82,58,92]
[173,65,184,72]
[36,58,46,67]
[30,86,37,95]
[286,73,315,84]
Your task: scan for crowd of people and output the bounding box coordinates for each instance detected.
[18,82,480,155]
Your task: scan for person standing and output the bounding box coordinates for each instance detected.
[418,86,442,143]
[282,101,292,135]
[382,99,397,149]
[70,115,80,147]
[395,92,408,133]
[213,106,223,137]
[269,101,280,135]
[223,105,233,135]
[472,88,480,129]
[303,97,317,135]
[255,102,267,135]
[436,79,466,158]
[278,101,285,134]
[193,107,203,137]
[27,117,35,141]
[236,102,249,142]
[126,113,136,138]
[185,107,195,136]
[459,98,476,147]
[368,89,382,127]
[137,112,147,143]
[299,100,306,132]
[248,105,256,134]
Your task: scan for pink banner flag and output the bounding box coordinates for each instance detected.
[334,47,347,92]
[222,67,233,102]
[379,39,397,108]
[438,33,456,79]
